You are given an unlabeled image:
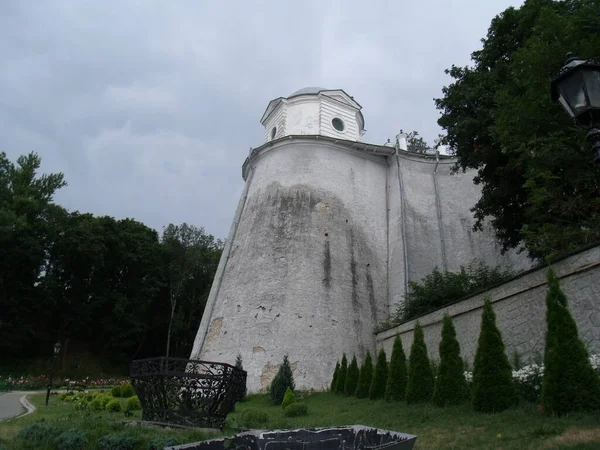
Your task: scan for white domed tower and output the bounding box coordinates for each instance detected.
[190,87,388,392]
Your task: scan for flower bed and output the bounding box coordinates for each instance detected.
[0,375,129,390]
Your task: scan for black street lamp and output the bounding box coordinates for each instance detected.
[551,54,600,166]
[45,341,61,406]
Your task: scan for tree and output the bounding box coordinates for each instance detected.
[406,322,434,404]
[334,353,348,394]
[270,354,295,405]
[344,355,359,397]
[435,0,600,260]
[330,361,340,392]
[385,335,407,402]
[235,354,247,401]
[432,315,468,407]
[355,351,373,399]
[405,130,430,154]
[541,268,600,415]
[161,223,223,357]
[472,298,517,412]
[369,348,388,400]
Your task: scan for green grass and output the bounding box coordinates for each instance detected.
[0,393,217,449]
[2,392,600,449]
[229,392,600,450]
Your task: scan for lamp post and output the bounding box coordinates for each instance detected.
[551,54,600,166]
[45,341,61,406]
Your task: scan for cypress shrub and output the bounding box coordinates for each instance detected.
[330,361,340,392]
[541,268,600,415]
[406,322,434,404]
[432,314,468,406]
[270,354,295,405]
[281,387,296,409]
[235,354,247,401]
[472,298,518,413]
[355,351,373,398]
[335,354,348,394]
[385,334,407,402]
[369,348,388,400]
[344,355,360,396]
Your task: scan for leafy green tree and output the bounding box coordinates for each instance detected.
[344,355,359,397]
[334,353,348,394]
[406,322,434,404]
[270,354,295,405]
[541,268,600,415]
[161,223,223,357]
[385,335,407,402]
[355,352,373,399]
[472,298,517,412]
[235,354,247,401]
[435,0,600,260]
[369,348,388,400]
[406,130,430,154]
[433,315,468,406]
[330,361,340,392]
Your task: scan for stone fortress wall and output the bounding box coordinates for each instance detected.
[377,244,600,367]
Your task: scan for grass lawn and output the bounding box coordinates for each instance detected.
[229,392,600,450]
[1,391,600,449]
[0,392,217,449]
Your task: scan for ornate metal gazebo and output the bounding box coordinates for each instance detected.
[130,357,247,429]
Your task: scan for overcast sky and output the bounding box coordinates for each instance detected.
[1,0,524,239]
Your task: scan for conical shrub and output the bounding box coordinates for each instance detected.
[335,354,348,394]
[406,322,434,404]
[385,335,407,402]
[270,354,295,405]
[432,314,468,406]
[355,351,373,398]
[369,348,388,400]
[472,298,517,413]
[330,361,340,392]
[344,355,359,396]
[541,268,600,415]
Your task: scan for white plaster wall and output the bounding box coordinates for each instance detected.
[377,245,600,367]
[194,139,388,392]
[263,104,286,142]
[284,100,321,136]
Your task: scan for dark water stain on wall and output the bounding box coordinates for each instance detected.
[323,239,331,288]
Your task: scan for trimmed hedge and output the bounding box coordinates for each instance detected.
[406,322,434,404]
[355,352,373,399]
[344,355,359,396]
[432,314,468,406]
[385,334,407,402]
[369,348,388,400]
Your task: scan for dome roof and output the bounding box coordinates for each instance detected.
[288,87,329,97]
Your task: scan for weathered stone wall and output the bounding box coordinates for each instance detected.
[192,139,389,392]
[376,245,600,367]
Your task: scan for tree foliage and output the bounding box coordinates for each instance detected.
[334,353,348,394]
[472,298,518,413]
[385,335,407,402]
[541,268,600,415]
[406,322,434,404]
[355,351,373,399]
[344,355,359,397]
[270,354,295,405]
[432,315,468,407]
[435,0,600,260]
[369,348,388,400]
[330,361,340,393]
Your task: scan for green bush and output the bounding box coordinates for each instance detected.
[106,399,122,413]
[59,392,68,401]
[433,314,468,407]
[330,361,340,392]
[334,354,348,394]
[385,335,407,402]
[344,355,359,396]
[89,398,103,411]
[124,395,142,412]
[406,322,434,404]
[239,409,269,428]
[283,403,308,417]
[55,429,87,450]
[74,401,87,411]
[281,387,296,409]
[472,298,518,413]
[111,385,122,398]
[100,395,112,408]
[97,434,138,450]
[18,422,61,444]
[64,395,74,402]
[542,268,600,415]
[369,348,388,400]
[269,354,295,405]
[355,352,373,398]
[120,384,135,398]
[146,437,180,450]
[235,354,248,401]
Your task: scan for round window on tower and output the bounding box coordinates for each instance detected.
[271,127,277,140]
[332,118,345,132]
